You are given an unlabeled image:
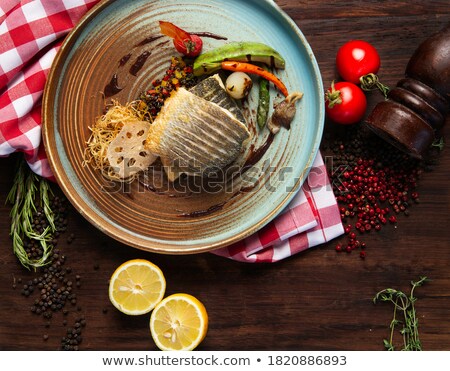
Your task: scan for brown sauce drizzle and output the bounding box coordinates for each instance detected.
[118,53,132,67]
[241,133,275,175]
[137,32,225,49]
[104,73,123,97]
[191,32,227,40]
[178,201,226,218]
[111,31,227,90]
[129,51,151,76]
[135,35,163,47]
[138,182,165,195]
[270,55,275,68]
[243,54,275,68]
[138,180,193,198]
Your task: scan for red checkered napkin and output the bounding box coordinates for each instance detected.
[212,152,344,262]
[0,0,100,178]
[1,0,344,262]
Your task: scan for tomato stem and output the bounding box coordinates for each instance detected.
[360,73,390,99]
[325,81,342,108]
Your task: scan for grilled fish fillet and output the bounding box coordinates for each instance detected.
[145,87,250,178]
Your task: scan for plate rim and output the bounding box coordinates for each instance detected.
[42,0,325,254]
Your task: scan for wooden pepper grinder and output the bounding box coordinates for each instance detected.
[366,24,450,158]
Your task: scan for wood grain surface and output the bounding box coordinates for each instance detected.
[1,0,449,351]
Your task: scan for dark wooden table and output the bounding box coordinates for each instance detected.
[1,0,449,351]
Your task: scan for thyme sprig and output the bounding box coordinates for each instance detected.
[373,276,429,351]
[431,137,444,151]
[6,156,56,270]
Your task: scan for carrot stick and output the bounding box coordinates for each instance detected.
[221,60,288,97]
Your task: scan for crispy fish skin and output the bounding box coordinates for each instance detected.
[189,74,246,124]
[145,87,250,177]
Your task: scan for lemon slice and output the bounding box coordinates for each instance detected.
[150,293,208,351]
[109,259,166,315]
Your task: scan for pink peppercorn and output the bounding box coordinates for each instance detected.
[324,127,422,260]
[389,216,397,223]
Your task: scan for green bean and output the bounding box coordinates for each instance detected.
[193,42,285,76]
[257,76,270,129]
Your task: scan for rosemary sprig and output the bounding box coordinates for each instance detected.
[6,156,56,270]
[373,276,429,351]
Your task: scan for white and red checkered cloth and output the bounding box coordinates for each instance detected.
[0,0,344,263]
[213,153,344,262]
[0,0,99,178]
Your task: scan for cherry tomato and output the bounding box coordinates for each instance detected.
[336,40,380,84]
[325,81,367,125]
[173,34,203,57]
[159,21,203,57]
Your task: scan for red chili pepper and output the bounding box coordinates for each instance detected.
[159,21,202,57]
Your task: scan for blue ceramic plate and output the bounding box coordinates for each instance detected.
[42,0,324,254]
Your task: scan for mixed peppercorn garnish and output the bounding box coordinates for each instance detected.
[139,56,198,120]
[321,126,432,259]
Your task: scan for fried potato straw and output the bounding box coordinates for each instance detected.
[83,100,150,182]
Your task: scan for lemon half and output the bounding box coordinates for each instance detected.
[109,259,166,315]
[150,293,208,351]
